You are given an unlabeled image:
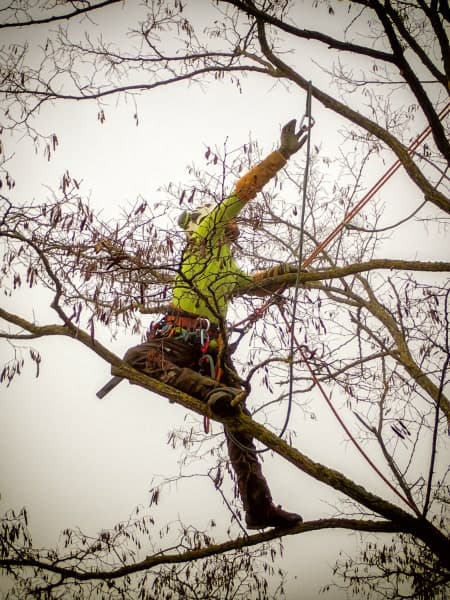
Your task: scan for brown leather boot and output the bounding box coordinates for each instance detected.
[226,428,302,529]
[205,387,241,416]
[246,504,303,530]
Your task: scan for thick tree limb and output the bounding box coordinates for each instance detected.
[0,518,405,582]
[237,259,450,295]
[224,0,449,158]
[368,0,449,157]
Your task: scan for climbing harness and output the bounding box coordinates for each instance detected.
[149,311,227,433]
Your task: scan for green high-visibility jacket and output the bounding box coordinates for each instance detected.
[171,150,287,323]
[171,194,252,322]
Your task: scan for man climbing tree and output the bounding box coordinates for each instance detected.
[98,119,308,530]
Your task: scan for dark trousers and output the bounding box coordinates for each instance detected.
[121,336,274,522]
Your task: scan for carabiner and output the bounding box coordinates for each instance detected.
[196,317,210,332]
[197,318,210,346]
[299,114,315,133]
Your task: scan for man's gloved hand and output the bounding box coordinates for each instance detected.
[278,119,307,159]
[253,263,297,284]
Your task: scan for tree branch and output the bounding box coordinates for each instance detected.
[219,0,396,64]
[369,0,449,159]
[237,259,450,296]
[0,518,410,582]
[3,65,268,103]
[0,0,124,29]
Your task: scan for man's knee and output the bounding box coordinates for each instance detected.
[121,342,161,371]
[122,344,146,369]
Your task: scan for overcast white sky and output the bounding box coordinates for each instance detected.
[1,1,448,598]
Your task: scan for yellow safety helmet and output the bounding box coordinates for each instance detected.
[177,204,212,233]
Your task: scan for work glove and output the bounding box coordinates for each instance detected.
[278,119,308,159]
[252,263,297,284]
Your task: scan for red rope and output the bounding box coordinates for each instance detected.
[300,346,417,511]
[278,309,418,513]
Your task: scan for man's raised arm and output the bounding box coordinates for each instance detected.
[234,119,307,203]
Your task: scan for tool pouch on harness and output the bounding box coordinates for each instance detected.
[147,313,222,378]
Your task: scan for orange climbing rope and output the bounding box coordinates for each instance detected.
[302,102,450,269]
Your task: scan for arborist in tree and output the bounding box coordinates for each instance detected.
[99,120,307,529]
